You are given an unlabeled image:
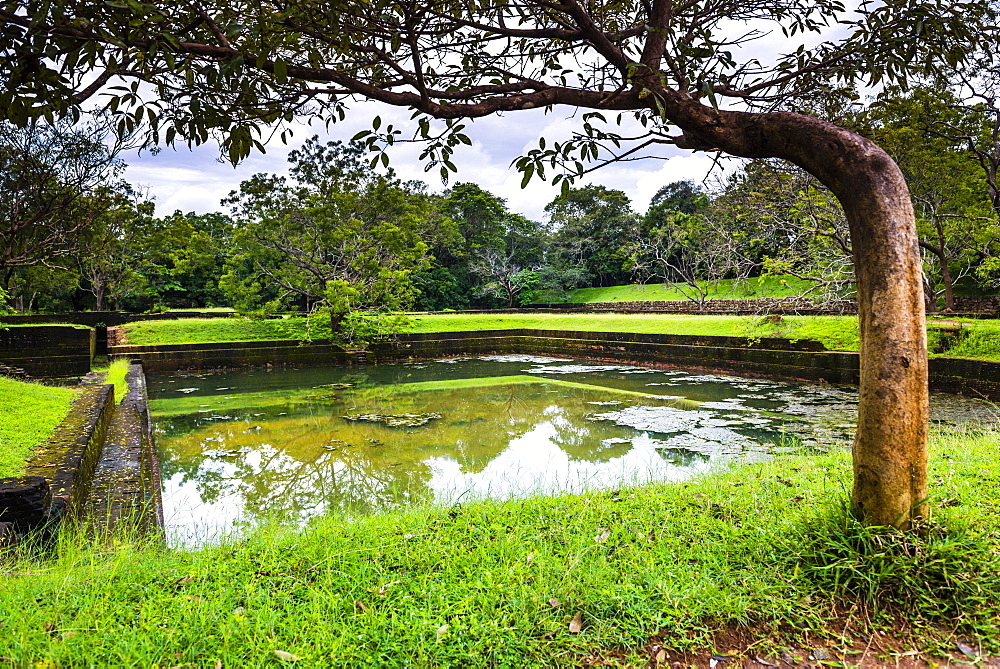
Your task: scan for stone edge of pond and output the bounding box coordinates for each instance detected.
[109,329,1000,402]
[0,365,165,548]
[1,384,113,545]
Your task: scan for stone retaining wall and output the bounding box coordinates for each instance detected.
[110,339,357,371]
[0,384,116,542]
[953,296,1000,313]
[111,329,1000,400]
[0,325,95,379]
[533,298,857,314]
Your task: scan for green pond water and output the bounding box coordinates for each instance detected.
[148,355,997,545]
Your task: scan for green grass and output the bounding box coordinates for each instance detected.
[119,312,1000,360]
[165,307,236,313]
[0,322,92,329]
[0,376,79,477]
[121,316,331,346]
[560,275,822,303]
[119,312,865,352]
[410,313,863,350]
[105,358,131,402]
[2,428,999,665]
[927,320,1000,362]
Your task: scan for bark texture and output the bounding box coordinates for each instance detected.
[661,101,930,527]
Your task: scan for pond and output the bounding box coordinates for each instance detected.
[147,355,996,545]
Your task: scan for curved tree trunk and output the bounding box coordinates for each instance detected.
[664,102,930,527]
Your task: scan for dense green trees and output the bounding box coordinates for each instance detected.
[219,139,440,334]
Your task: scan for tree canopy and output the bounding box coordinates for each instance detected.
[4,0,997,526]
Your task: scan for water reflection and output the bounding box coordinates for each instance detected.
[148,355,998,545]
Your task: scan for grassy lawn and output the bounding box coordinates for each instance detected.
[2,428,999,665]
[560,275,823,303]
[120,316,331,346]
[90,358,132,402]
[410,313,865,350]
[118,312,1000,360]
[0,376,79,477]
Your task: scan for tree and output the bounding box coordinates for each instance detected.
[854,86,997,311]
[630,192,756,310]
[709,160,857,308]
[0,117,126,303]
[78,184,155,311]
[545,186,637,288]
[5,0,995,526]
[220,138,436,333]
[135,211,234,310]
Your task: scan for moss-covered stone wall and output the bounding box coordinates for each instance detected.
[24,384,114,520]
[110,339,353,371]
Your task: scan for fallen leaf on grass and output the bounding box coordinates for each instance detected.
[548,598,560,608]
[174,575,195,585]
[354,601,368,613]
[436,624,449,637]
[568,612,583,634]
[654,649,666,663]
[594,528,610,542]
[526,551,535,564]
[272,650,301,662]
[957,642,978,659]
[215,661,222,669]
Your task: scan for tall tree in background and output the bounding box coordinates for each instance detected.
[855,86,997,311]
[221,139,437,334]
[630,181,757,309]
[0,117,126,303]
[546,186,637,288]
[78,184,154,311]
[4,0,996,525]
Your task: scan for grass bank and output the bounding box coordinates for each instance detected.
[120,313,863,351]
[560,275,819,303]
[118,313,1000,360]
[2,428,999,665]
[0,376,78,477]
[120,316,332,346]
[410,313,865,351]
[90,358,131,402]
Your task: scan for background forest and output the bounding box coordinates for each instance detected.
[3,85,998,318]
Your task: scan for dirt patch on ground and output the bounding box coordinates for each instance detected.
[637,618,1000,669]
[578,615,999,668]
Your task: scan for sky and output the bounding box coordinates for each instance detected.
[121,102,724,222]
[118,7,855,222]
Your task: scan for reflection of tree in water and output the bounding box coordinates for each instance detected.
[156,374,729,525]
[160,425,437,523]
[654,447,710,467]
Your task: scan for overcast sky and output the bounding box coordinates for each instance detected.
[122,102,725,222]
[119,9,855,222]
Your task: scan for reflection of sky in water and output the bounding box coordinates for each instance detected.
[148,355,999,547]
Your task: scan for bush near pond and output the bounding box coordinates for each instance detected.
[1,428,999,665]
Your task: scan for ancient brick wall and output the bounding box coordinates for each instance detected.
[0,325,95,379]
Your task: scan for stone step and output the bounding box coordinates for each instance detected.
[81,404,155,537]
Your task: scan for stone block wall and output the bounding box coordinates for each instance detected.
[952,296,1000,314]
[0,325,95,379]
[110,339,354,372]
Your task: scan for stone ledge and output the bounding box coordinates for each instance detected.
[105,330,1000,400]
[24,384,115,519]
